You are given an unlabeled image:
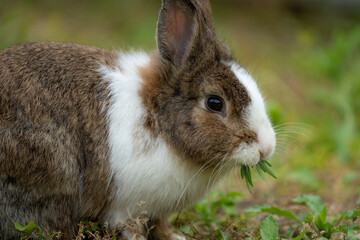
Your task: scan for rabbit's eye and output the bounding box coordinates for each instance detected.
[206,96,224,113]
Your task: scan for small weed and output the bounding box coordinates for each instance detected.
[246,194,360,239]
[13,221,60,240]
[174,191,247,239]
[260,216,279,240]
[14,221,37,238]
[175,191,360,239]
[75,201,150,240]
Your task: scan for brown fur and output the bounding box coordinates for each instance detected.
[0,42,117,238]
[141,0,256,168]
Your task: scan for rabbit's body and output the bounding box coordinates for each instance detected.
[0,42,218,239]
[0,0,276,239]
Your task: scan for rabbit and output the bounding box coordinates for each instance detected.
[0,0,276,239]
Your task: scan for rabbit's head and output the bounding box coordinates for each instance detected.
[141,0,275,170]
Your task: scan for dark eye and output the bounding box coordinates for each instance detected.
[206,95,224,113]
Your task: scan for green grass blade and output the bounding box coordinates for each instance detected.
[241,165,246,179]
[241,165,253,193]
[246,179,252,194]
[241,160,276,193]
[244,166,253,187]
[256,164,266,181]
[259,161,277,179]
[256,164,271,187]
[241,165,253,187]
[264,160,272,167]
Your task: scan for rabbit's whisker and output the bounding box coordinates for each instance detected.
[175,156,216,211]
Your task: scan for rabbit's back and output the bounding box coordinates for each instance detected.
[0,42,117,238]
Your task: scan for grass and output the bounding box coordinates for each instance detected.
[245,194,360,239]
[1,0,360,239]
[241,161,277,193]
[13,193,360,239]
[172,192,360,239]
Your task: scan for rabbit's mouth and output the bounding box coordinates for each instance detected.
[229,128,276,167]
[229,142,262,167]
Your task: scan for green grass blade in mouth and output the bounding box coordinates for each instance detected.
[258,161,277,179]
[244,166,253,187]
[241,165,253,193]
[241,160,277,193]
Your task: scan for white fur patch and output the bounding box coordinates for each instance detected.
[100,52,212,226]
[230,142,260,166]
[227,62,276,165]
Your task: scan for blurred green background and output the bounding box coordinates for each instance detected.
[1,0,359,209]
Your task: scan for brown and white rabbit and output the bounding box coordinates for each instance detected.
[0,0,276,239]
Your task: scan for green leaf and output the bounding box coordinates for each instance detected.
[90,222,100,232]
[293,194,324,213]
[287,225,296,239]
[240,160,276,193]
[315,205,328,231]
[302,212,314,224]
[215,229,229,240]
[291,229,308,240]
[245,204,272,213]
[211,198,234,213]
[240,166,247,181]
[112,232,118,240]
[245,205,301,221]
[256,164,267,180]
[209,191,243,215]
[14,221,37,237]
[340,209,360,219]
[244,166,253,187]
[245,181,253,194]
[225,191,244,199]
[264,161,272,167]
[48,232,60,240]
[258,161,277,179]
[263,207,301,221]
[14,222,26,231]
[256,164,271,187]
[345,225,357,240]
[179,224,192,235]
[260,216,279,240]
[38,226,43,240]
[241,165,253,193]
[334,223,360,240]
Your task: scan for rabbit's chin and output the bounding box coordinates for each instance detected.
[230,142,261,167]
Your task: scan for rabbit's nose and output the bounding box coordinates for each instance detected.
[259,144,274,160]
[257,125,276,160]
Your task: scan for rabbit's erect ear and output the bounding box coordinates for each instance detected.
[156,0,214,67]
[157,0,196,66]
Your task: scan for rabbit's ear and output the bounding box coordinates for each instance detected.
[156,0,214,67]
